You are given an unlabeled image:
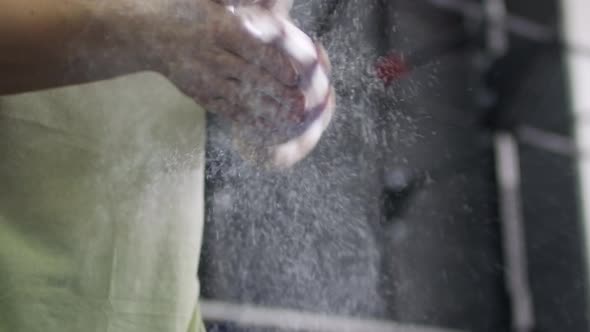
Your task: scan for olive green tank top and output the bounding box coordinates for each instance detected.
[0,72,206,332]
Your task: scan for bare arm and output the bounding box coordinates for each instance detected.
[0,0,172,94]
[0,0,335,168]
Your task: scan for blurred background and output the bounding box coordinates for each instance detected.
[199,0,590,331]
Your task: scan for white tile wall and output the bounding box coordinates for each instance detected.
[561,0,590,49]
[563,0,590,274]
[568,53,590,116]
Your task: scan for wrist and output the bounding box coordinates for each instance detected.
[73,2,176,76]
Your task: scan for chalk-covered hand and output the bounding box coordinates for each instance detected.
[0,0,334,168]
[161,0,334,168]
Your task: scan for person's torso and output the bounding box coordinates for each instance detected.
[0,72,206,332]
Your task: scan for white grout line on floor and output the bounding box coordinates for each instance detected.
[493,133,535,332]
[200,300,466,332]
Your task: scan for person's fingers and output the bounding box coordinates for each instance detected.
[270,87,335,168]
[168,44,306,131]
[232,87,335,169]
[212,6,299,86]
[223,16,334,164]
[273,19,331,125]
[262,0,293,16]
[211,0,293,16]
[211,0,262,7]
[211,3,331,122]
[175,56,304,130]
[275,17,317,69]
[316,43,332,77]
[199,49,305,121]
[203,0,336,168]
[201,46,297,91]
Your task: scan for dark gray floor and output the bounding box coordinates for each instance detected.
[200,1,508,331]
[199,1,588,331]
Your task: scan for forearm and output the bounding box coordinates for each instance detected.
[0,0,168,95]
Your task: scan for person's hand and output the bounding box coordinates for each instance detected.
[0,0,333,168]
[155,0,334,168]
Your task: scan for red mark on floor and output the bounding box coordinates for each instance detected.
[374,52,409,86]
